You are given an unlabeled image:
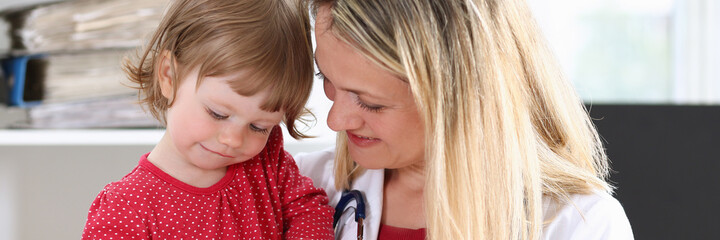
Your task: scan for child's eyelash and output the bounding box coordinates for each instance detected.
[315,72,325,80]
[205,107,228,120]
[249,124,269,134]
[205,107,270,134]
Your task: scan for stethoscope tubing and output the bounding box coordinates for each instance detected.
[333,190,366,240]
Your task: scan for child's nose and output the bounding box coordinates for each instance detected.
[218,125,244,148]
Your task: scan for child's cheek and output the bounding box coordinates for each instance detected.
[244,135,273,160]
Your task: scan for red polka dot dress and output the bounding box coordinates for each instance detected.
[82,127,334,239]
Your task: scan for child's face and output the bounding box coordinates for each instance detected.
[163,69,284,171]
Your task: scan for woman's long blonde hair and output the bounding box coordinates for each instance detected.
[314,0,612,239]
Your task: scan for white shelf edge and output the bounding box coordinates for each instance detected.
[0,129,165,146]
[0,129,337,152]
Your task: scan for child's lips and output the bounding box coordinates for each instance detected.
[200,144,235,158]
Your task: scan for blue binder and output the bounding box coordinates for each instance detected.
[2,54,45,107]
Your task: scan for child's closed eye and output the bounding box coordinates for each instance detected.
[249,124,270,134]
[205,107,229,120]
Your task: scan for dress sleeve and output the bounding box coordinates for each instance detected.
[277,149,335,240]
[82,188,149,240]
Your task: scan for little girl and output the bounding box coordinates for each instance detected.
[81,0,333,239]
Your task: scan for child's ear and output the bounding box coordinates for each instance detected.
[157,50,175,101]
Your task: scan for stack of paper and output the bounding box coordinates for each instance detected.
[1,0,169,128]
[41,49,135,102]
[13,94,160,128]
[17,0,169,53]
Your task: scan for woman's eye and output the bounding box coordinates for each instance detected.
[351,94,384,112]
[355,98,384,112]
[316,72,383,112]
[205,108,228,120]
[249,124,269,134]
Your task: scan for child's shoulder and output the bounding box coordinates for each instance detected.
[100,164,163,201]
[252,126,290,163]
[242,125,300,175]
[264,125,285,151]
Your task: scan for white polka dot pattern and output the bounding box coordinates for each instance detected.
[81,126,334,239]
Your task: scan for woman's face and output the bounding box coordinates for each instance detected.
[314,6,425,170]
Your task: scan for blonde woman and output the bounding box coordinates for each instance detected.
[295,0,634,239]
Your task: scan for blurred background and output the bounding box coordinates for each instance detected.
[0,0,717,239]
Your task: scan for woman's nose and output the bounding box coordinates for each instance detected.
[326,97,362,131]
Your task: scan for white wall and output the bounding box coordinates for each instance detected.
[0,145,152,240]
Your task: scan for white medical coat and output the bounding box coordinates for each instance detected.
[295,147,635,240]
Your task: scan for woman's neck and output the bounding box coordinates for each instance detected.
[385,163,425,193]
[381,162,427,229]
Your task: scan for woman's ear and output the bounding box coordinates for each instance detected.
[157,50,175,101]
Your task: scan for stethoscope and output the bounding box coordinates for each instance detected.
[333,190,367,240]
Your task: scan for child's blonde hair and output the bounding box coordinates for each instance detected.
[125,0,313,139]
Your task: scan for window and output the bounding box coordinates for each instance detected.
[528,0,720,104]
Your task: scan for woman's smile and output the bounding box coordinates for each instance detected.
[347,131,381,147]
